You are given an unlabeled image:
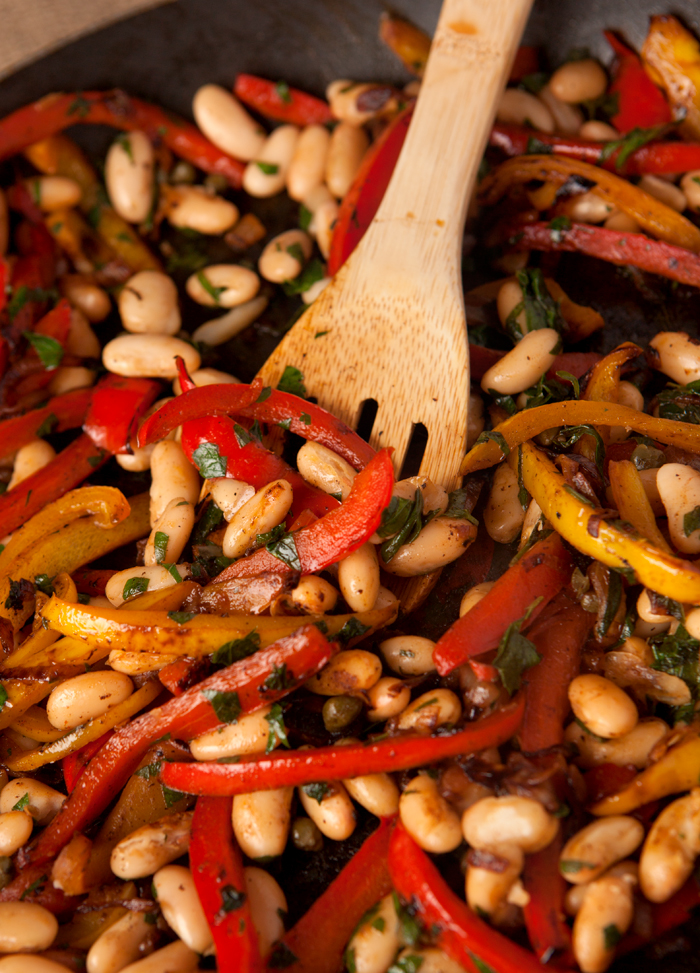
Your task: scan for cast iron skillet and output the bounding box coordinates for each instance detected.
[2,1,700,968]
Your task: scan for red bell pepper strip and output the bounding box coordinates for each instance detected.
[17,625,335,874]
[0,862,80,914]
[583,763,637,804]
[327,106,412,276]
[605,31,672,133]
[213,447,394,582]
[389,822,573,973]
[70,567,117,598]
[0,432,110,537]
[138,368,375,471]
[31,297,72,346]
[620,876,700,956]
[233,73,332,126]
[6,180,44,223]
[0,336,8,380]
[0,90,245,187]
[83,373,161,454]
[522,836,572,968]
[509,46,541,83]
[270,816,394,973]
[433,532,573,676]
[160,696,524,796]
[0,388,92,462]
[190,796,262,972]
[505,220,700,289]
[158,657,212,696]
[62,730,114,794]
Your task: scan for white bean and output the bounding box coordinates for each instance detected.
[638,174,687,213]
[0,902,58,953]
[466,843,524,916]
[61,274,111,322]
[298,780,356,840]
[568,674,638,739]
[48,365,96,395]
[380,635,436,676]
[222,479,293,559]
[604,210,639,232]
[579,120,619,140]
[105,564,188,607]
[326,80,399,125]
[399,773,462,853]
[394,948,467,973]
[8,440,55,490]
[462,795,558,854]
[560,816,644,885]
[86,911,154,973]
[46,670,133,730]
[103,333,200,379]
[497,278,525,330]
[164,184,239,234]
[657,463,700,553]
[258,229,312,283]
[67,307,101,358]
[367,676,410,721]
[397,688,462,733]
[549,59,608,104]
[681,170,700,213]
[564,716,668,769]
[306,649,382,696]
[192,295,268,346]
[287,124,331,201]
[459,581,495,617]
[245,866,287,959]
[153,864,212,954]
[301,276,331,304]
[649,330,700,384]
[483,462,525,544]
[568,191,613,224]
[0,778,65,826]
[382,516,474,577]
[326,122,369,198]
[110,811,193,879]
[481,327,560,395]
[337,542,380,612]
[639,788,700,903]
[150,439,200,526]
[343,771,400,818]
[25,175,82,211]
[497,88,555,131]
[296,441,356,500]
[233,787,293,859]
[347,893,400,973]
[118,270,181,335]
[310,197,339,258]
[105,131,154,224]
[538,83,583,134]
[243,125,300,198]
[173,366,240,395]
[190,706,274,761]
[207,480,253,523]
[144,497,195,566]
[0,811,32,856]
[192,84,265,161]
[0,959,76,973]
[186,264,260,308]
[291,575,339,614]
[572,873,633,973]
[118,939,198,973]
[392,475,448,515]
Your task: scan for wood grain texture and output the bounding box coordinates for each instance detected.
[0,0,172,81]
[259,0,534,490]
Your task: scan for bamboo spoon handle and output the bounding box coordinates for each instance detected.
[361,0,534,276]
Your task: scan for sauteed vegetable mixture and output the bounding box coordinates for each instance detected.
[3,11,700,973]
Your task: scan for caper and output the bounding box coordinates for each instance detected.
[292,817,323,852]
[170,160,196,184]
[204,172,230,193]
[322,695,363,733]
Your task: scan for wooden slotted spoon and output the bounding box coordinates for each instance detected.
[259,0,534,490]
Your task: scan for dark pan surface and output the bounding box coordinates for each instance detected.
[2,1,700,968]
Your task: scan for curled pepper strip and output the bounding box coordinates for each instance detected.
[582,342,642,404]
[609,459,672,555]
[0,387,92,462]
[83,374,161,454]
[605,30,673,133]
[233,74,332,126]
[480,155,700,252]
[504,219,700,289]
[388,822,569,973]
[511,442,700,604]
[432,532,572,676]
[190,796,262,972]
[271,816,395,973]
[160,697,524,796]
[461,400,700,475]
[17,625,336,874]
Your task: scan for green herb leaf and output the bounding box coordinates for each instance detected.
[505,268,564,341]
[220,884,246,912]
[684,505,700,537]
[600,123,672,170]
[167,611,196,625]
[278,417,292,431]
[196,270,227,304]
[379,490,424,563]
[262,663,294,693]
[286,242,306,265]
[277,365,307,398]
[275,80,292,104]
[391,892,422,946]
[193,501,224,544]
[192,441,228,478]
[336,617,371,646]
[163,563,183,583]
[34,574,54,596]
[474,430,510,457]
[23,331,63,370]
[302,781,331,804]
[265,703,290,753]
[603,923,622,950]
[560,859,594,874]
[519,72,549,94]
[153,530,169,564]
[115,131,135,162]
[233,423,252,448]
[67,93,91,117]
[651,623,700,699]
[556,370,580,399]
[0,683,7,711]
[212,631,261,666]
[122,577,149,601]
[657,380,700,426]
[494,611,542,695]
[201,688,242,724]
[525,136,553,155]
[8,285,56,320]
[300,412,311,425]
[548,215,572,243]
[256,385,272,403]
[470,955,497,973]
[443,488,479,525]
[12,792,30,811]
[36,412,58,438]
[345,946,358,973]
[266,530,301,571]
[162,783,186,808]
[268,943,299,968]
[299,203,312,231]
[87,449,107,468]
[135,760,162,780]
[387,956,424,973]
[256,161,280,175]
[4,578,33,611]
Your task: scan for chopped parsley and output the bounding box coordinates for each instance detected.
[302,781,331,804]
[262,663,294,693]
[22,331,63,370]
[196,271,227,303]
[201,688,242,724]
[265,703,290,753]
[35,412,58,438]
[256,161,280,175]
[600,122,672,170]
[153,530,169,564]
[167,611,196,625]
[277,365,307,398]
[684,505,700,537]
[192,441,228,478]
[12,792,30,811]
[504,268,564,341]
[275,80,292,104]
[493,598,543,694]
[336,617,371,646]
[220,884,246,912]
[212,631,261,666]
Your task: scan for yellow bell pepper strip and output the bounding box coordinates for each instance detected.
[479,155,700,253]
[461,401,700,475]
[642,15,700,140]
[592,725,700,816]
[609,459,673,555]
[378,11,431,76]
[510,442,700,603]
[44,209,131,284]
[41,599,397,658]
[0,680,56,731]
[545,279,604,342]
[4,679,162,773]
[582,342,643,404]
[0,485,133,632]
[2,572,77,669]
[11,705,69,743]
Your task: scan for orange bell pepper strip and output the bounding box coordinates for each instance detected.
[480,155,700,252]
[432,532,573,676]
[16,625,336,876]
[378,12,431,76]
[268,816,395,973]
[0,387,91,462]
[609,459,672,554]
[582,342,642,404]
[461,400,700,475]
[642,15,700,140]
[160,696,524,796]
